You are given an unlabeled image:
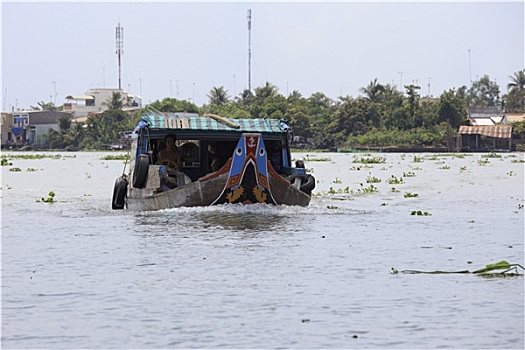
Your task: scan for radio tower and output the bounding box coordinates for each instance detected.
[116,23,124,90]
[247,9,252,92]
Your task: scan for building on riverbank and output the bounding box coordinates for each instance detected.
[1,110,74,147]
[64,88,142,119]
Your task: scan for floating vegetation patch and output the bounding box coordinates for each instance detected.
[358,184,378,194]
[387,175,404,184]
[403,171,416,177]
[333,178,342,184]
[327,205,339,209]
[326,186,351,195]
[391,187,400,193]
[460,166,468,172]
[482,152,502,158]
[366,175,381,184]
[352,156,386,164]
[404,192,419,198]
[26,168,38,172]
[439,165,450,170]
[3,154,70,159]
[478,158,490,165]
[392,260,524,277]
[413,156,423,163]
[303,155,332,162]
[1,158,13,166]
[8,167,22,172]
[37,191,56,203]
[101,154,129,161]
[507,171,516,176]
[511,159,525,163]
[411,210,430,216]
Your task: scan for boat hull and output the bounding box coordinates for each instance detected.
[125,159,311,211]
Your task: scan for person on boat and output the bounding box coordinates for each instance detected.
[156,134,182,170]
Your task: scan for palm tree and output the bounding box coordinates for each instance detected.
[207,86,230,106]
[254,82,279,100]
[107,91,124,110]
[507,70,525,92]
[359,78,385,102]
[506,70,525,111]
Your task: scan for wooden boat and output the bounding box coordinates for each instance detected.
[111,110,315,211]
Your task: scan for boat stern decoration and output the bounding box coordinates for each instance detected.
[111,110,315,211]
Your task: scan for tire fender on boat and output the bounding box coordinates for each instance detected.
[132,154,149,188]
[112,176,128,210]
[286,174,316,195]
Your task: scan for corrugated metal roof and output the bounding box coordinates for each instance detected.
[470,118,495,126]
[459,125,512,139]
[505,113,525,123]
[142,112,285,133]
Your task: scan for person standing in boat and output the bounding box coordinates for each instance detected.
[157,134,182,170]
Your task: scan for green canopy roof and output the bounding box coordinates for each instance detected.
[142,112,287,134]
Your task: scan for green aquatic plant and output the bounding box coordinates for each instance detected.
[333,177,342,184]
[387,175,403,184]
[101,154,130,161]
[482,152,502,158]
[8,167,22,172]
[439,165,450,170]
[353,156,386,164]
[391,261,524,276]
[391,187,400,193]
[303,155,331,162]
[403,171,416,177]
[3,154,66,159]
[37,191,56,203]
[358,183,378,194]
[507,171,516,176]
[325,186,352,196]
[366,175,381,183]
[413,156,422,163]
[404,192,419,198]
[1,157,13,166]
[460,166,468,172]
[411,210,430,216]
[478,158,490,165]
[327,205,339,209]
[26,168,37,172]
[511,159,525,163]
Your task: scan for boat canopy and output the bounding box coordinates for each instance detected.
[139,112,289,135]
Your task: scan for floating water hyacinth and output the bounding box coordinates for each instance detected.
[392,261,524,277]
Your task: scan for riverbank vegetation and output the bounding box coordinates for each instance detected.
[34,69,525,151]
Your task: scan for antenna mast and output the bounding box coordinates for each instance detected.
[116,23,124,90]
[247,9,252,92]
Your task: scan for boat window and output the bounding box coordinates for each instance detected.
[180,141,201,168]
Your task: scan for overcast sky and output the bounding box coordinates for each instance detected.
[2,1,523,111]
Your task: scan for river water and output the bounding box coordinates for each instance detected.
[1,151,524,349]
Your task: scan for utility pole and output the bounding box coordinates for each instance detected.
[468,49,472,85]
[51,81,57,105]
[398,71,404,92]
[427,77,432,97]
[116,23,124,90]
[247,9,252,92]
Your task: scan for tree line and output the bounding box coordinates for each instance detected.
[42,69,525,150]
